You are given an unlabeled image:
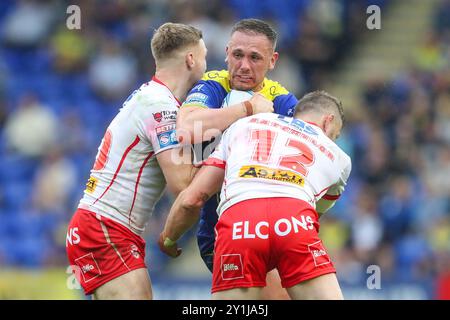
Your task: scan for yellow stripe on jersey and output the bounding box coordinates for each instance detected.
[238,164,305,186]
[202,70,290,102]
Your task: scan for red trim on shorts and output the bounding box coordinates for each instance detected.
[152,76,181,106]
[93,136,140,205]
[128,151,154,226]
[322,194,340,201]
[203,157,226,169]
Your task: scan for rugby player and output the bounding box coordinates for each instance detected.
[65,23,207,299]
[176,18,298,299]
[160,91,351,299]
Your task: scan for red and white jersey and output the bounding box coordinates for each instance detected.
[205,113,352,216]
[78,77,181,235]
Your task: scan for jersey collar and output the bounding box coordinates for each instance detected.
[151,76,182,106]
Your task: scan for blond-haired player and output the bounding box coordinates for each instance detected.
[66,22,207,299]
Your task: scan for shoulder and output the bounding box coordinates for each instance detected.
[183,70,229,108]
[201,70,231,91]
[138,81,172,102]
[132,82,178,114]
[259,78,297,116]
[198,70,231,93]
[331,141,352,175]
[260,78,291,100]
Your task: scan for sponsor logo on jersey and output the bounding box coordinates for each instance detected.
[85,176,98,194]
[157,129,178,148]
[221,254,244,280]
[184,92,208,106]
[153,110,177,123]
[153,112,163,122]
[277,115,319,136]
[156,123,176,134]
[238,165,305,186]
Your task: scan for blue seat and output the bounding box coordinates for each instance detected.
[2,181,33,212]
[1,234,49,267]
[0,154,39,182]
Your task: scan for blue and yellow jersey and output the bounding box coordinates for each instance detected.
[184,70,298,272]
[183,70,297,116]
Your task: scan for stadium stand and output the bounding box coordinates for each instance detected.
[0,0,448,299]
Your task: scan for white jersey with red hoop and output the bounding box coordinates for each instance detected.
[205,112,352,216]
[78,78,181,235]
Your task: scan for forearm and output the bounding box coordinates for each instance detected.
[177,105,248,143]
[167,165,199,196]
[163,190,207,241]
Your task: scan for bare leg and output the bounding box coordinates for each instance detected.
[212,287,263,300]
[261,269,290,300]
[286,273,343,300]
[93,268,152,300]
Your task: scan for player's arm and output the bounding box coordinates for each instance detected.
[315,183,345,217]
[158,165,225,257]
[316,156,352,217]
[156,146,198,196]
[178,93,273,144]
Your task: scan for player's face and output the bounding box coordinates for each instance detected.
[226,31,278,91]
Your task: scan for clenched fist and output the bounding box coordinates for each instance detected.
[158,232,182,258]
[249,93,274,114]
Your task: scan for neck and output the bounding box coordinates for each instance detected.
[154,67,192,102]
[254,81,265,92]
[298,114,324,131]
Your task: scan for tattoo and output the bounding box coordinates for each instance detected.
[199,192,210,202]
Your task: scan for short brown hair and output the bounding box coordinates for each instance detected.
[294,91,345,127]
[151,22,203,62]
[231,19,277,49]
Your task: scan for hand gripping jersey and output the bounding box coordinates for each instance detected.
[183,70,298,271]
[206,113,352,216]
[78,77,181,236]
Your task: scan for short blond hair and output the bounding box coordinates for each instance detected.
[151,22,203,62]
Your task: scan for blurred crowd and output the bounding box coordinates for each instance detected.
[0,0,448,299]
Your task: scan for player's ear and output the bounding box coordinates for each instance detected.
[323,114,335,138]
[186,52,195,70]
[269,51,279,70]
[224,46,229,63]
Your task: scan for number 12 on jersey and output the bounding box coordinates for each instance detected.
[250,129,314,177]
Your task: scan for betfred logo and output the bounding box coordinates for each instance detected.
[221,254,244,280]
[312,249,327,258]
[223,263,239,271]
[82,264,94,273]
[74,253,101,283]
[308,241,331,267]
